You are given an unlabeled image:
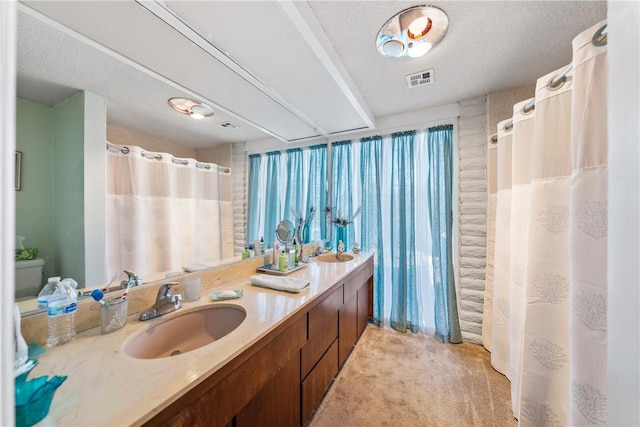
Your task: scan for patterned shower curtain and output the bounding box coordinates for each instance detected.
[483,20,608,425]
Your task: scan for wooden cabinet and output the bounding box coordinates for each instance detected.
[145,315,307,427]
[357,279,371,338]
[146,257,373,427]
[301,339,339,423]
[339,289,357,366]
[301,286,342,378]
[339,260,374,367]
[236,351,301,427]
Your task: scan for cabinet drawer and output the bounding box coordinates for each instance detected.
[301,339,339,424]
[308,285,343,338]
[301,286,342,378]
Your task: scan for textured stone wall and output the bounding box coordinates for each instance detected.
[231,142,247,257]
[457,96,488,344]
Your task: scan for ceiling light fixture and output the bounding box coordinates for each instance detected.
[376,5,449,59]
[168,97,214,119]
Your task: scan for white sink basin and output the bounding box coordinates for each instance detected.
[315,253,354,263]
[123,304,246,359]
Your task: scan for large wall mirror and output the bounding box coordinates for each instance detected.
[14,3,270,313]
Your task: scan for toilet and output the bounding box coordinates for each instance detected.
[15,258,45,300]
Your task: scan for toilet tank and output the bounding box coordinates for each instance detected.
[15,258,45,300]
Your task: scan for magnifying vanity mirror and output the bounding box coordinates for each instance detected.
[275,220,295,246]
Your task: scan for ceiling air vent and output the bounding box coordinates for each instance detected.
[218,121,240,129]
[405,68,434,88]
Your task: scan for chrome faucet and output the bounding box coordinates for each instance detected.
[336,240,346,262]
[120,270,142,289]
[139,283,182,321]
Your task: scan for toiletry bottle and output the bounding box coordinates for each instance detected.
[278,250,288,272]
[260,237,265,254]
[272,242,280,267]
[293,239,299,266]
[242,247,250,259]
[253,240,261,257]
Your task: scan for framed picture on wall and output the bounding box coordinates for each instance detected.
[15,151,22,191]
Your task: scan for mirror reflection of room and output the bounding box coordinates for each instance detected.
[14,6,240,304]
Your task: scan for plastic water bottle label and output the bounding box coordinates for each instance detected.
[47,299,77,316]
[64,302,77,314]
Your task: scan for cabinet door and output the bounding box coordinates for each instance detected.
[236,351,301,427]
[339,292,357,366]
[301,286,342,378]
[357,279,370,338]
[301,339,339,424]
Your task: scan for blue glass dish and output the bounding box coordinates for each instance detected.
[15,375,67,427]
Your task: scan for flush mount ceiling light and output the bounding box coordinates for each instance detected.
[376,5,449,59]
[168,97,214,119]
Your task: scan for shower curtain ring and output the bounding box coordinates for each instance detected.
[592,24,607,47]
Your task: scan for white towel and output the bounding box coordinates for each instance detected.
[183,263,212,272]
[249,275,310,293]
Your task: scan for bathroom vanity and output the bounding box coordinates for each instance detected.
[28,252,373,426]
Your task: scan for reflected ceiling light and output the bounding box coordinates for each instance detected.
[376,5,449,59]
[168,97,214,119]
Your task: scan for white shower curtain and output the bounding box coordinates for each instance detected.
[481,137,497,352]
[490,118,513,377]
[105,144,233,281]
[484,20,608,426]
[508,98,535,418]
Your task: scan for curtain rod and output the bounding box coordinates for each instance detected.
[491,24,607,143]
[106,143,230,173]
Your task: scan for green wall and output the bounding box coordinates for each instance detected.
[53,92,86,287]
[15,92,103,290]
[15,98,57,280]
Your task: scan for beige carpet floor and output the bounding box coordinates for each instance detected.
[309,325,517,427]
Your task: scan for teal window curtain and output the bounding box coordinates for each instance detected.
[246,154,262,246]
[263,151,282,246]
[305,144,327,243]
[360,136,385,326]
[284,148,303,224]
[330,141,353,249]
[390,131,419,333]
[427,125,462,344]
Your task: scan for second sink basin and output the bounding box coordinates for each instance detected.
[123,304,246,359]
[316,253,354,263]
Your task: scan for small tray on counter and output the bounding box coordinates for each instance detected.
[256,263,307,276]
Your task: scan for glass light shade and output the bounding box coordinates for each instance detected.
[190,105,207,119]
[407,16,432,40]
[168,98,214,119]
[376,5,448,59]
[382,39,405,57]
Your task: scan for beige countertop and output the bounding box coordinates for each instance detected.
[32,252,373,426]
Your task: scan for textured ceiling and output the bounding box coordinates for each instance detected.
[309,1,608,117]
[17,1,607,148]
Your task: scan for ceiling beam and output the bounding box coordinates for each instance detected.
[136,0,329,140]
[278,0,376,130]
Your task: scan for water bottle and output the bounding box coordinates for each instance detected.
[46,279,78,347]
[37,276,60,309]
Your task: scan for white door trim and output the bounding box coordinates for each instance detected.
[0,0,17,423]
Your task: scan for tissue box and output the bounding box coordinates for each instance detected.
[15,248,37,261]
